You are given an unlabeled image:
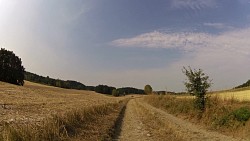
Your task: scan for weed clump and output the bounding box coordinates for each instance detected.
[217,106,250,128]
[233,107,250,122]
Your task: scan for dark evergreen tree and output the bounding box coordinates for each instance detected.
[0,48,25,85]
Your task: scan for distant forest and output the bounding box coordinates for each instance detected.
[24,71,144,95]
[235,80,250,89]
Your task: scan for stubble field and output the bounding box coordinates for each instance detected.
[0,81,133,140]
[0,81,125,125]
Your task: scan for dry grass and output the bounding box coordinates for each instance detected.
[144,95,250,140]
[0,81,128,141]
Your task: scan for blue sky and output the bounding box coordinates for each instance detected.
[1,0,250,91]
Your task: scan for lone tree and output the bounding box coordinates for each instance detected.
[144,84,153,94]
[0,48,25,85]
[112,89,119,97]
[182,67,211,111]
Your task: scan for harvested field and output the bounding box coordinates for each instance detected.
[0,81,126,126]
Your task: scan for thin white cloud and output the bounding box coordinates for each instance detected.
[203,23,234,29]
[171,0,217,10]
[112,31,213,51]
[112,28,250,56]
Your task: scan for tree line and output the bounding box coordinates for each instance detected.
[25,71,87,90]
[25,71,145,95]
[235,80,250,89]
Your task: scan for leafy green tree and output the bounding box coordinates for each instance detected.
[95,85,115,95]
[182,67,211,111]
[112,89,119,97]
[0,48,25,85]
[117,87,145,95]
[144,84,153,94]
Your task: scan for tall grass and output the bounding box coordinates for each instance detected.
[0,101,127,141]
[144,95,250,139]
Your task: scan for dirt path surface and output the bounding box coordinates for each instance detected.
[114,98,152,141]
[115,98,246,141]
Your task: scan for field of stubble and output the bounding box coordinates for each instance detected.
[0,81,125,125]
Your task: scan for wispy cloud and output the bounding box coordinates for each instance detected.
[112,28,250,55]
[112,31,212,51]
[203,23,234,29]
[171,0,217,10]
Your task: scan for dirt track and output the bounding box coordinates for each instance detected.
[114,98,246,141]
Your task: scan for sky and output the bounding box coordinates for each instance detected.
[1,0,250,91]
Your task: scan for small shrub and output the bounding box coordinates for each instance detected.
[233,107,250,122]
[217,107,250,127]
[182,67,212,111]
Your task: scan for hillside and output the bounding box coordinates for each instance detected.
[235,79,250,89]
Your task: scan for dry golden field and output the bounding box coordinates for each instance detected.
[0,81,126,125]
[176,89,250,101]
[211,90,250,101]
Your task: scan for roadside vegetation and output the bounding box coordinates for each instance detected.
[144,94,250,139]
[182,67,211,111]
[144,67,250,139]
